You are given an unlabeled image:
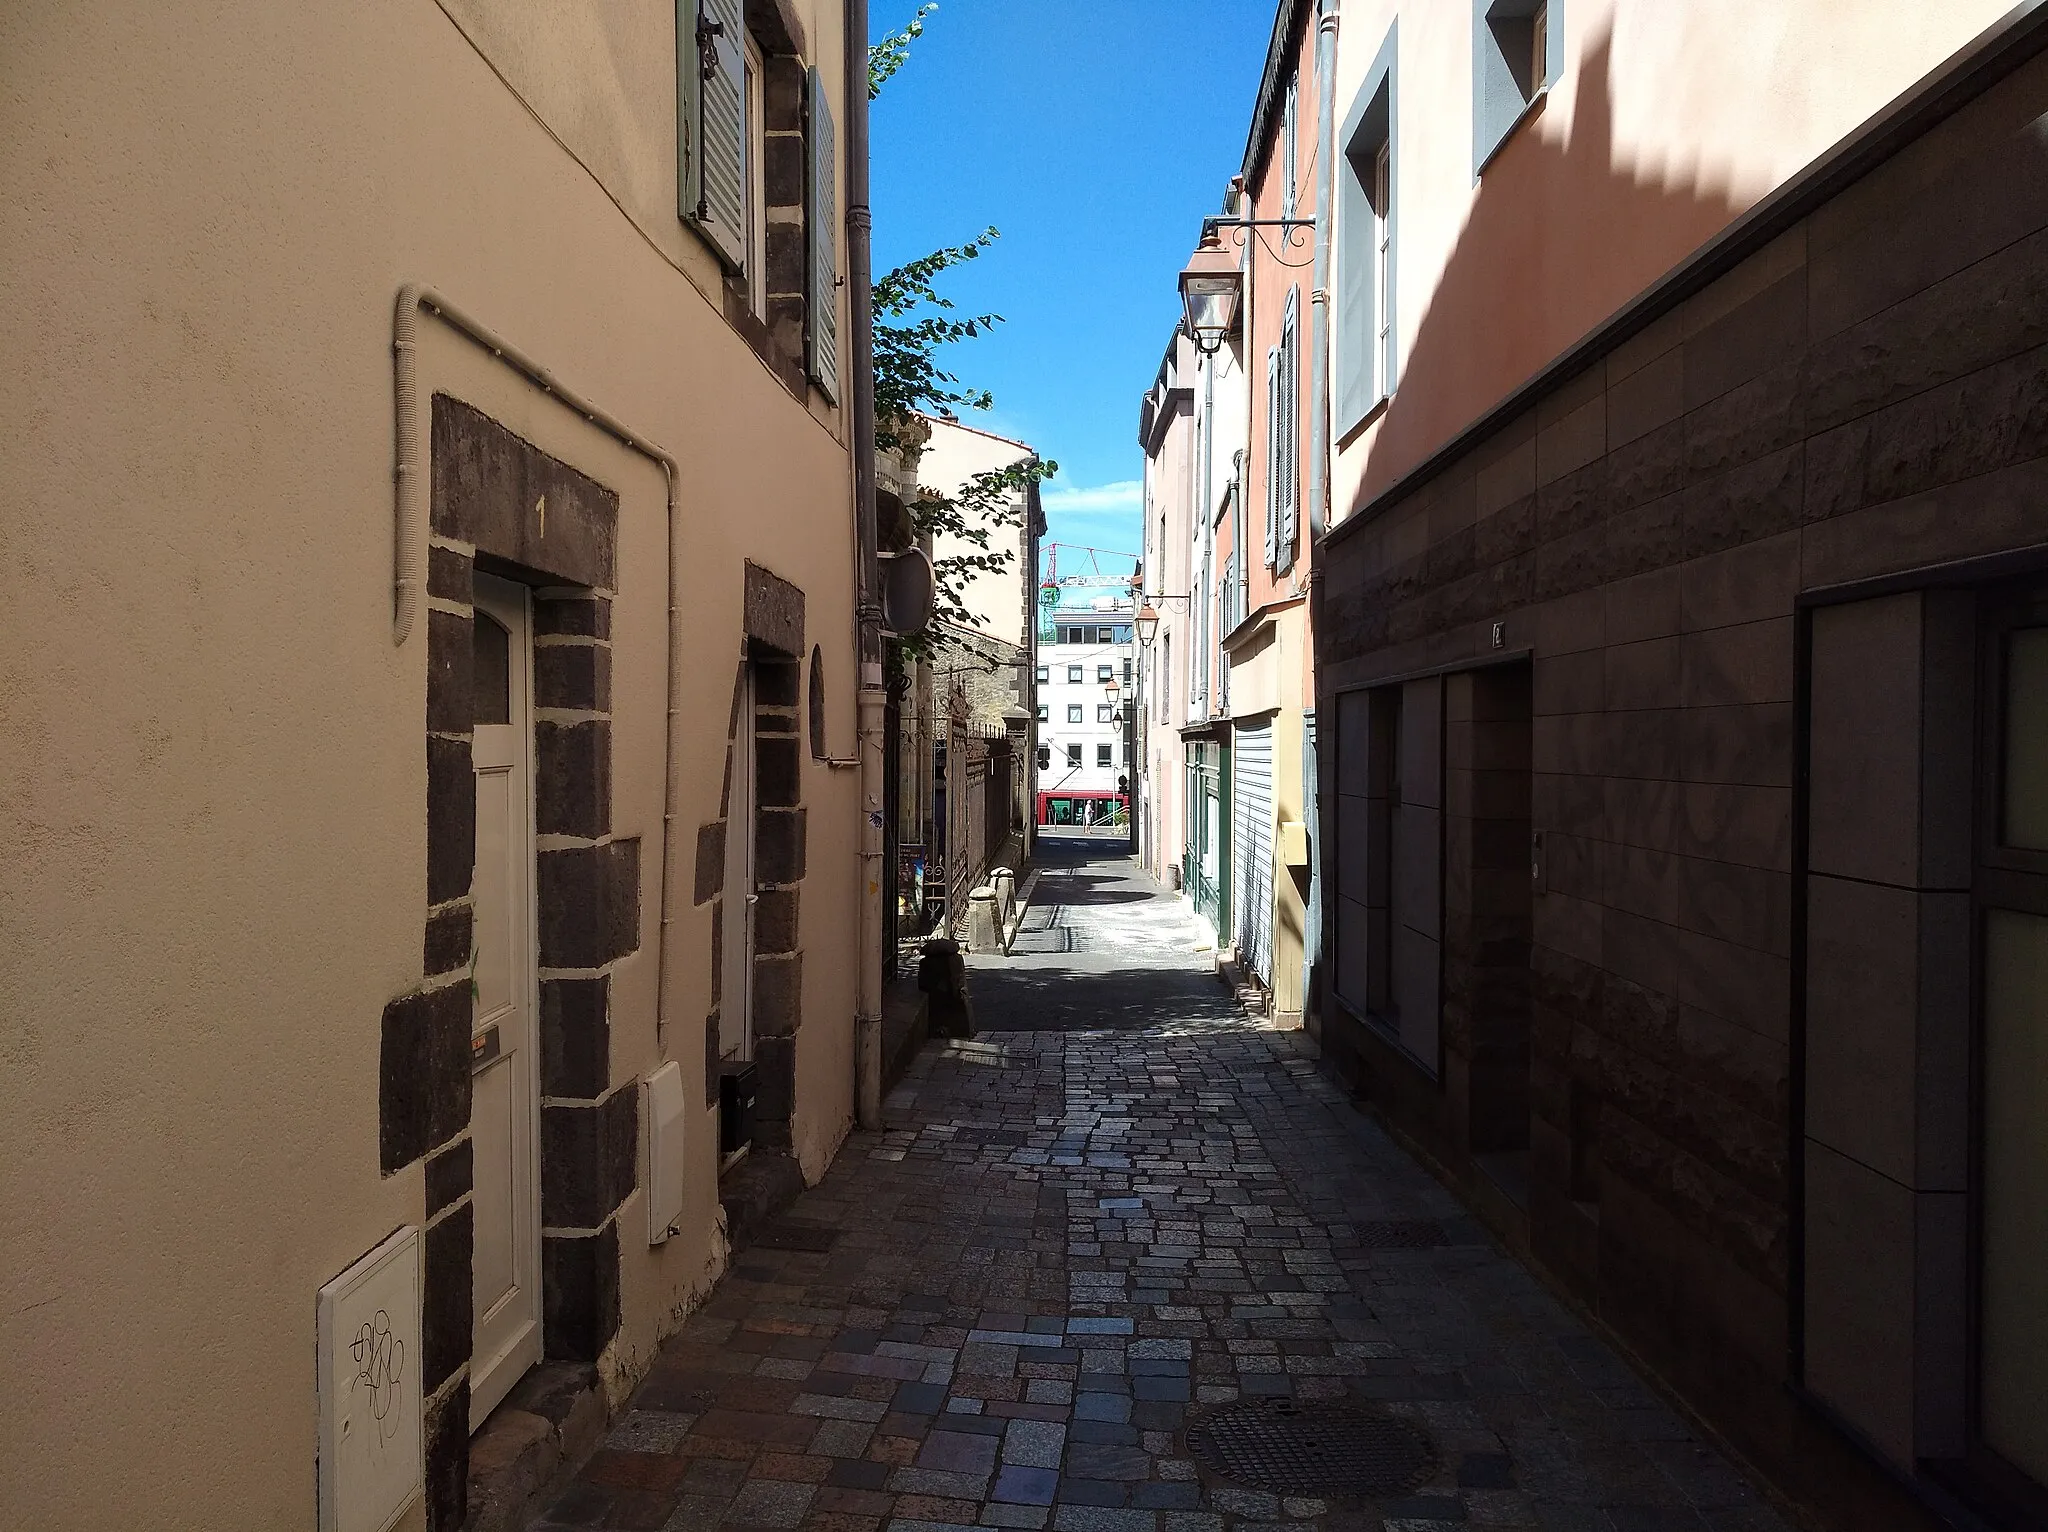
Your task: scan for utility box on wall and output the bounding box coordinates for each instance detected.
[317,1226,423,1532]
[643,1062,687,1245]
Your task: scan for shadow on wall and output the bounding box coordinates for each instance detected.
[1354,23,1747,508]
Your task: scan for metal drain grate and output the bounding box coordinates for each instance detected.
[1356,1218,1448,1250]
[1186,1397,1438,1498]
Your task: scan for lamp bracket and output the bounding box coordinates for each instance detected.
[1201,215,1316,268]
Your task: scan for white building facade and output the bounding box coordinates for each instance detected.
[1034,584,1135,821]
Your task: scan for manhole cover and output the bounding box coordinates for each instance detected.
[1186,1397,1437,1498]
[1357,1219,1447,1250]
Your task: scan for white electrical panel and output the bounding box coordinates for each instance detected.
[643,1062,687,1245]
[317,1226,424,1532]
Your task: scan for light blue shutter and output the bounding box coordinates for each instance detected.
[1279,287,1300,563]
[806,66,840,401]
[692,0,746,269]
[1263,347,1280,569]
[675,0,702,225]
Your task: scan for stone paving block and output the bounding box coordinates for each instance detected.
[828,1460,892,1490]
[992,1464,1060,1505]
[726,1479,817,1528]
[918,1431,1000,1476]
[1072,1392,1131,1424]
[1057,1478,1129,1508]
[983,1506,1052,1529]
[607,1410,698,1453]
[1066,1318,1134,1336]
[795,1395,890,1422]
[1000,1418,1067,1468]
[1051,1509,1159,1532]
[892,1468,997,1499]
[895,1382,948,1415]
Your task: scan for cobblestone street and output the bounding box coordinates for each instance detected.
[532,841,1790,1532]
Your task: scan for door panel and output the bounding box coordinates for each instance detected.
[720,665,755,1062]
[469,576,541,1429]
[1981,906,2048,1482]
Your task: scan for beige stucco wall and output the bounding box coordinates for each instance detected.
[920,415,1037,650]
[0,0,855,1524]
[1330,0,2014,518]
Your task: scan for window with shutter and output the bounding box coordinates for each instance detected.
[1279,286,1300,566]
[678,0,747,270]
[806,66,840,401]
[1264,346,1281,570]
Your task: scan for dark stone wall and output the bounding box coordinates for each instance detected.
[1314,48,2048,1531]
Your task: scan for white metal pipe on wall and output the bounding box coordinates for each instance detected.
[390,284,691,1070]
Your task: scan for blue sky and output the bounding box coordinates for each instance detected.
[870,0,1276,571]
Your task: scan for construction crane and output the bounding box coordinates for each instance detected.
[1040,541,1140,587]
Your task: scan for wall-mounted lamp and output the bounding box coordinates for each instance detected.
[1135,603,1160,647]
[1178,227,1241,357]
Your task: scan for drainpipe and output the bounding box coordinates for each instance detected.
[1307,0,1340,1023]
[390,285,690,1069]
[845,0,887,1131]
[1198,358,1214,716]
[1307,0,1339,549]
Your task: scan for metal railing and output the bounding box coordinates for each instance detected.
[944,721,1019,932]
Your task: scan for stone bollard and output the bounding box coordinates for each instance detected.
[990,867,1016,927]
[965,885,1001,953]
[918,937,974,1038]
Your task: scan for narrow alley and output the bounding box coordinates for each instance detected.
[530,840,1786,1532]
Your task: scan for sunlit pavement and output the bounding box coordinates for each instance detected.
[529,843,1790,1532]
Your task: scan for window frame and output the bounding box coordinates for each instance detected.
[1337,25,1399,439]
[1472,0,1563,177]
[1067,704,1084,724]
[1067,665,1084,684]
[1097,744,1114,769]
[1066,744,1083,769]
[743,32,767,317]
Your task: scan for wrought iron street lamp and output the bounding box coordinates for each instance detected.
[1135,603,1160,648]
[1178,228,1241,357]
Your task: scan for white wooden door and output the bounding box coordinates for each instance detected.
[719,664,755,1062]
[468,574,542,1428]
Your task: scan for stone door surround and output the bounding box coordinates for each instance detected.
[381,393,641,1529]
[693,562,812,1149]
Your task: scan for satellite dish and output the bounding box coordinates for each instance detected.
[879,548,935,636]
